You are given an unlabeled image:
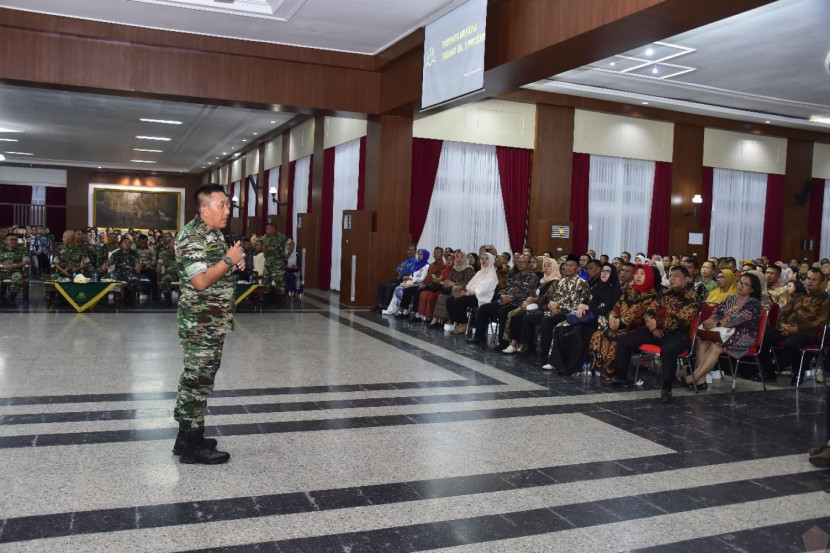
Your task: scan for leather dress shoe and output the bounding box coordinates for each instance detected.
[808,446,830,468]
[611,378,630,387]
[661,388,672,403]
[808,443,829,456]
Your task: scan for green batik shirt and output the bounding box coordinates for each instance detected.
[175,216,236,336]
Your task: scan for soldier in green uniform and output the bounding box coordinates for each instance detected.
[101,237,141,303]
[261,222,288,305]
[157,232,178,306]
[76,229,98,280]
[0,233,29,305]
[172,183,245,465]
[51,230,90,281]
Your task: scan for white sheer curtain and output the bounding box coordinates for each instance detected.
[588,155,655,257]
[231,180,241,219]
[247,175,257,217]
[292,155,311,238]
[330,139,361,290]
[821,179,830,260]
[30,185,46,225]
[709,168,767,260]
[417,141,511,255]
[267,168,279,217]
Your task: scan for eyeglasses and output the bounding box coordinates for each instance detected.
[600,269,612,274]
[737,280,752,287]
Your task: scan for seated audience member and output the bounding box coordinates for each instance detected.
[156,232,178,306]
[706,269,737,304]
[0,233,29,305]
[285,239,302,297]
[745,268,770,308]
[618,262,635,289]
[765,264,783,296]
[685,258,708,303]
[577,254,590,280]
[387,248,430,315]
[430,250,475,329]
[494,253,510,291]
[652,259,669,288]
[51,230,90,282]
[620,251,632,264]
[501,257,560,354]
[538,255,589,367]
[468,254,537,346]
[548,262,621,375]
[397,247,445,319]
[590,264,658,382]
[599,254,610,265]
[683,273,763,388]
[101,237,141,304]
[757,268,830,384]
[418,249,454,321]
[798,262,810,282]
[446,253,500,335]
[612,257,623,272]
[611,266,700,403]
[467,252,481,273]
[822,260,830,295]
[135,234,158,301]
[372,244,417,312]
[741,260,756,274]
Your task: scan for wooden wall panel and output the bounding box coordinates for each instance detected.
[783,139,814,261]
[364,115,413,235]
[669,124,705,258]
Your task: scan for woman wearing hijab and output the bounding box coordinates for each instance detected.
[501,257,561,354]
[387,248,430,315]
[589,264,659,382]
[682,272,763,389]
[547,262,622,375]
[429,250,475,328]
[652,259,669,288]
[467,252,480,273]
[398,247,447,319]
[446,253,499,335]
[705,269,738,304]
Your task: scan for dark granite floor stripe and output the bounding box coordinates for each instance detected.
[0,391,545,425]
[1,446,826,545]
[0,403,599,449]
[179,472,830,553]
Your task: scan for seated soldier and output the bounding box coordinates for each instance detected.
[135,234,158,301]
[51,229,90,282]
[156,232,179,306]
[0,233,29,305]
[101,237,141,304]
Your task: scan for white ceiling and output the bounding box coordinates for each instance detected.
[527,0,830,134]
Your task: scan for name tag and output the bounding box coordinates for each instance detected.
[205,243,221,252]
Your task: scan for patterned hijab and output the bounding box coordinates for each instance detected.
[453,249,469,271]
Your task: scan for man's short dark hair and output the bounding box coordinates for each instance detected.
[621,251,631,257]
[587,259,602,269]
[670,265,690,277]
[766,264,781,275]
[809,267,826,281]
[139,233,148,239]
[684,258,700,270]
[566,254,580,264]
[4,233,16,240]
[623,262,636,269]
[194,183,227,210]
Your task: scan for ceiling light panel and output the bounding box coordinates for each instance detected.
[130,159,156,163]
[0,138,18,142]
[134,148,163,152]
[4,151,33,155]
[127,0,307,21]
[136,136,171,141]
[140,118,183,124]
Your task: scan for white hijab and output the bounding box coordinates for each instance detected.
[466,253,497,293]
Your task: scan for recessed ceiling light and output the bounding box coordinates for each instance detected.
[134,148,163,153]
[222,152,227,155]
[4,151,33,155]
[233,152,241,157]
[242,139,247,142]
[130,160,156,163]
[215,156,220,159]
[97,166,102,169]
[809,115,830,125]
[0,126,22,133]
[651,67,659,74]
[270,120,276,124]
[136,136,171,141]
[645,48,654,56]
[0,138,18,142]
[641,101,649,105]
[140,118,182,125]
[764,120,771,124]
[252,132,258,135]
[609,62,615,66]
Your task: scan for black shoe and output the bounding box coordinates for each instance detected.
[751,373,777,382]
[466,337,485,344]
[7,293,16,305]
[661,388,672,403]
[179,431,230,464]
[394,312,407,319]
[172,431,217,455]
[611,378,630,387]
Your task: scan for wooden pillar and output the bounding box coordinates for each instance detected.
[783,139,814,261]
[668,124,705,258]
[279,132,291,235]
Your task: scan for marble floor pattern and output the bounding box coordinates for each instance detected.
[0,286,828,552]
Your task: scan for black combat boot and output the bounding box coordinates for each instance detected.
[179,430,230,464]
[172,430,217,455]
[7,292,16,305]
[163,291,173,307]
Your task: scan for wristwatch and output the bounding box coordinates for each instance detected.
[223,256,233,266]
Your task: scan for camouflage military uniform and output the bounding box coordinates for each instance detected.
[157,247,179,293]
[110,249,140,295]
[82,242,100,279]
[51,244,89,282]
[261,232,288,295]
[0,244,27,296]
[174,215,236,431]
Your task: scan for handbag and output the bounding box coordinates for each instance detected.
[423,282,443,292]
[566,310,597,326]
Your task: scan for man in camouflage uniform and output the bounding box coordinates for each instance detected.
[135,234,158,301]
[101,237,141,304]
[76,229,98,280]
[156,232,178,306]
[261,222,288,305]
[0,233,28,305]
[51,230,90,281]
[172,183,244,465]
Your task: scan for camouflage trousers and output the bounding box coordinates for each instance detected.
[0,270,22,293]
[160,273,179,293]
[261,258,286,295]
[174,331,226,431]
[114,271,140,294]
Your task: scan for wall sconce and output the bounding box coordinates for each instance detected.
[231,195,239,209]
[270,186,286,205]
[685,194,703,217]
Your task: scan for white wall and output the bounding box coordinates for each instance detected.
[813,142,830,180]
[414,99,536,149]
[703,128,787,175]
[289,119,315,161]
[230,158,242,183]
[263,135,283,170]
[0,166,67,187]
[573,110,673,162]
[324,117,367,149]
[245,149,260,176]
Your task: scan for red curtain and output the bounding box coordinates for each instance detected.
[307,154,314,214]
[286,160,296,237]
[808,178,825,260]
[357,136,366,211]
[700,166,714,256]
[318,148,336,290]
[409,138,444,240]
[45,187,67,237]
[570,153,591,255]
[260,169,270,234]
[496,146,532,253]
[762,173,784,261]
[647,161,672,256]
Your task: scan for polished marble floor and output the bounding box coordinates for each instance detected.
[0,285,828,552]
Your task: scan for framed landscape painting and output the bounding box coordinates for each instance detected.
[89,185,185,232]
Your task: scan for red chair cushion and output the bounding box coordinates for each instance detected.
[639,344,662,354]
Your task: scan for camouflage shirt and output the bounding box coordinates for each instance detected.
[109,249,139,279]
[157,247,177,275]
[176,216,235,336]
[0,245,26,273]
[54,244,89,273]
[135,245,156,268]
[262,233,288,262]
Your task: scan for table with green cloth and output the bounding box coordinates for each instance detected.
[235,282,264,306]
[46,281,122,312]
